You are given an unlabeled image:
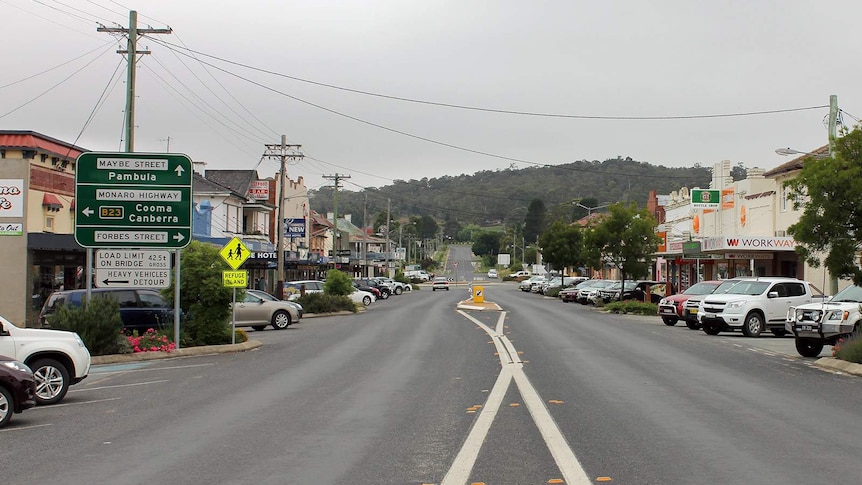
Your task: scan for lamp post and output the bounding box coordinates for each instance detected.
[575,202,610,217]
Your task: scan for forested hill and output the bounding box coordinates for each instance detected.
[309,157,713,228]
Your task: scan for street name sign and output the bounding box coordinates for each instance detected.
[94,249,172,288]
[75,152,193,248]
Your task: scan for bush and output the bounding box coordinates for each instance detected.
[545,287,561,298]
[127,329,176,353]
[296,292,358,314]
[49,295,125,356]
[833,332,862,364]
[604,301,658,316]
[324,269,354,296]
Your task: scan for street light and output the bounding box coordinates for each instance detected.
[575,202,610,216]
[775,148,828,159]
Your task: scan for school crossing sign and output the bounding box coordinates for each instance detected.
[219,237,250,270]
[74,152,193,248]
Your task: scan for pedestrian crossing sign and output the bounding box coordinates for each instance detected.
[219,237,250,270]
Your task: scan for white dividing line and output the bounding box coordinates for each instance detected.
[451,310,591,485]
[92,363,214,375]
[30,397,121,410]
[69,379,169,393]
[0,423,53,433]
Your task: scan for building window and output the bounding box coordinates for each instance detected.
[45,216,55,232]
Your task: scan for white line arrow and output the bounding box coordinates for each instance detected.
[82,207,94,217]
[174,165,185,177]
[173,233,185,242]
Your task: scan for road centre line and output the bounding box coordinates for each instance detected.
[30,397,121,410]
[452,310,591,485]
[0,423,53,433]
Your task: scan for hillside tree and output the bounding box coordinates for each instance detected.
[524,198,547,243]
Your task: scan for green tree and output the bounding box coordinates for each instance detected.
[538,221,586,276]
[442,214,461,240]
[524,198,546,243]
[457,224,481,242]
[324,269,354,296]
[417,215,439,239]
[586,202,661,293]
[163,240,235,346]
[786,128,862,284]
[472,231,502,256]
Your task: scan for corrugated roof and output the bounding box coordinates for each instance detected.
[0,130,88,158]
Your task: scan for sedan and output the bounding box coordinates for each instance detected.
[432,276,450,291]
[350,288,376,306]
[0,355,36,428]
[232,290,302,331]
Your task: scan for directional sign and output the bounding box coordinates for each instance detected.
[74,152,193,248]
[94,249,172,288]
[219,237,250,270]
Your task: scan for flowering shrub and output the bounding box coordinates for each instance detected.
[127,329,177,353]
[833,332,862,364]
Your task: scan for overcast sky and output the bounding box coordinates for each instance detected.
[2,1,861,193]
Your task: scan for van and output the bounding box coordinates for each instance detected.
[40,288,175,333]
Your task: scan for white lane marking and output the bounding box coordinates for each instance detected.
[69,380,169,393]
[30,397,121,410]
[452,310,591,484]
[0,423,53,433]
[441,367,513,485]
[92,363,214,375]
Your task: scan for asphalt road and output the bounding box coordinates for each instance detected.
[2,278,861,485]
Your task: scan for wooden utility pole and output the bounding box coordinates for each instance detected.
[264,137,303,298]
[98,11,171,153]
[322,174,351,267]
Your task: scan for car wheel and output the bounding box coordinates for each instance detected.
[770,328,788,337]
[685,320,701,330]
[0,385,13,428]
[742,312,764,337]
[251,325,266,331]
[31,358,70,405]
[702,322,722,336]
[795,338,824,357]
[394,287,403,295]
[271,310,291,330]
[446,287,450,291]
[362,295,372,306]
[432,288,436,291]
[662,316,678,326]
[380,290,390,300]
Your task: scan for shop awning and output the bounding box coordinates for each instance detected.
[42,193,63,210]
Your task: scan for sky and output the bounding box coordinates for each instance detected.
[2,1,861,194]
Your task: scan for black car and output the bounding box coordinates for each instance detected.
[354,278,390,299]
[40,288,175,333]
[0,355,37,428]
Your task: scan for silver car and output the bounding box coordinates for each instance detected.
[233,290,302,331]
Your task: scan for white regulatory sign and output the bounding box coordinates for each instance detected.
[94,249,172,288]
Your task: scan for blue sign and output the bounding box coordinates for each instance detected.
[284,218,306,238]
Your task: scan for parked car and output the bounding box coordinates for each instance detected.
[698,277,824,337]
[349,288,376,306]
[658,280,724,328]
[786,284,862,357]
[247,290,303,318]
[355,278,391,299]
[559,280,594,302]
[510,270,531,280]
[597,280,637,304]
[432,276,450,291]
[621,281,670,303]
[487,269,498,279]
[232,289,302,331]
[682,279,742,329]
[40,288,175,333]
[0,315,90,405]
[576,279,614,304]
[284,280,325,301]
[0,355,37,428]
[375,277,410,295]
[519,276,546,292]
[352,281,381,299]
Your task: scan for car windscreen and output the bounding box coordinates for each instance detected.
[830,285,862,303]
[725,281,770,295]
[683,282,721,295]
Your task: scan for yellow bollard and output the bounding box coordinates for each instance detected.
[473,285,485,303]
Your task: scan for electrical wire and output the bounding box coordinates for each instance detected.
[0,43,116,120]
[62,55,125,159]
[148,39,829,121]
[0,41,116,90]
[1,0,103,39]
[841,110,861,125]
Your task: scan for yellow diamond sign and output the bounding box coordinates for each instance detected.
[220,237,250,270]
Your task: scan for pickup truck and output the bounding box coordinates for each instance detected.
[0,315,91,405]
[698,277,824,337]
[785,284,862,357]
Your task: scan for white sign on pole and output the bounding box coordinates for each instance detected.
[94,249,172,288]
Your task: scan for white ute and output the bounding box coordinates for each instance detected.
[786,284,862,357]
[0,316,91,405]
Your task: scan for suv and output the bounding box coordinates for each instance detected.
[698,277,822,337]
[40,288,175,333]
[786,284,862,357]
[355,278,391,299]
[682,279,742,329]
[284,280,325,301]
[0,315,91,405]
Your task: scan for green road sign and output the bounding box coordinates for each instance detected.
[75,152,193,248]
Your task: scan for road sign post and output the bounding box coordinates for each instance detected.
[74,152,193,248]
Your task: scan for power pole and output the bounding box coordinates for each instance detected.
[264,137,303,299]
[98,11,171,153]
[386,198,392,277]
[322,174,350,269]
[828,94,839,295]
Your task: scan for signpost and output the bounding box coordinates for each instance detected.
[94,249,171,288]
[74,152,193,248]
[219,237,250,345]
